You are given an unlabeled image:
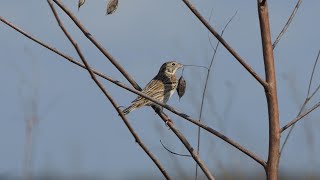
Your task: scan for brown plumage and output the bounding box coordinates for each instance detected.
[122,61,183,115]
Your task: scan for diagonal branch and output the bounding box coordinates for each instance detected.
[51,0,141,90]
[47,1,170,179]
[156,110,215,180]
[0,15,266,169]
[280,49,320,155]
[280,101,320,133]
[48,1,215,179]
[272,0,302,49]
[182,0,267,88]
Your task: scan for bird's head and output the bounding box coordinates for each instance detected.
[158,61,183,75]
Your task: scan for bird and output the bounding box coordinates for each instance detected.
[122,61,183,115]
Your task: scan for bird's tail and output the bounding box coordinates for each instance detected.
[122,104,137,115]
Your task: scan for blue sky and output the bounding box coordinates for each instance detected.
[1,0,320,178]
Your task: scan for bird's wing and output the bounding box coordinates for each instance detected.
[131,79,165,103]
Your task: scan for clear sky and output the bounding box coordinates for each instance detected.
[1,0,320,179]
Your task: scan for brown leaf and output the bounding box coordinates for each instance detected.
[78,0,86,10]
[177,76,186,100]
[106,0,119,15]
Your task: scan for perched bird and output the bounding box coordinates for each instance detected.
[122,61,183,115]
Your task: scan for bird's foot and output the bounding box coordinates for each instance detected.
[165,119,173,128]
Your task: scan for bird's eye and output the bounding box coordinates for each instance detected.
[172,63,175,66]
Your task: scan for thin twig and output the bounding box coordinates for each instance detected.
[51,0,141,90]
[24,98,38,180]
[183,65,209,70]
[280,49,320,155]
[195,10,237,180]
[280,101,320,133]
[307,50,320,97]
[207,9,216,52]
[156,111,216,180]
[0,16,266,168]
[160,140,191,157]
[272,0,302,49]
[47,1,171,179]
[182,0,267,88]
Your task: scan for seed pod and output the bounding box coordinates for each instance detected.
[177,76,186,101]
[106,0,119,15]
[78,0,86,10]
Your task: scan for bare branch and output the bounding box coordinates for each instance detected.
[272,0,302,49]
[51,0,141,90]
[47,1,170,179]
[260,0,267,6]
[160,140,191,157]
[196,10,237,179]
[257,1,280,178]
[0,15,266,168]
[207,9,216,52]
[182,0,267,88]
[156,111,216,180]
[307,50,320,99]
[49,1,216,179]
[280,49,320,155]
[281,101,320,133]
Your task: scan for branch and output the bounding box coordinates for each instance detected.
[48,1,215,179]
[280,49,320,155]
[281,101,320,133]
[0,15,266,168]
[257,1,280,178]
[196,10,238,179]
[51,0,141,90]
[156,110,215,180]
[47,1,170,179]
[182,0,267,88]
[160,140,191,157]
[261,0,267,6]
[272,0,302,49]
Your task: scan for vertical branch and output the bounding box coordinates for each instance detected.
[195,11,237,180]
[257,1,280,179]
[23,98,37,180]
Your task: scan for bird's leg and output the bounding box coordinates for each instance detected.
[152,105,173,127]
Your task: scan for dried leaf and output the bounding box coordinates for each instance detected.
[78,0,86,10]
[177,76,186,101]
[106,0,119,15]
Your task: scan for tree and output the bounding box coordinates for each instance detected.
[1,0,319,179]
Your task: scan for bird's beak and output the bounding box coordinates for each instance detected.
[178,63,183,68]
